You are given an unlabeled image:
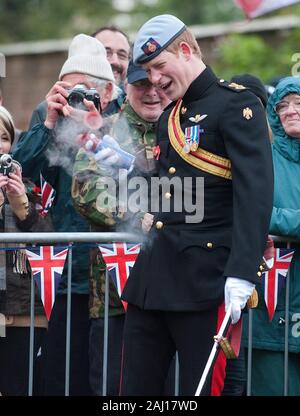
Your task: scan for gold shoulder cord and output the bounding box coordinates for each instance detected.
[168,99,232,180]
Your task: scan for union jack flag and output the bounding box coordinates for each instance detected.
[26,246,68,320]
[261,248,295,321]
[98,243,141,310]
[235,0,300,19]
[39,173,56,217]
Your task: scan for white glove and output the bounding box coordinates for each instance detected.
[224,277,255,324]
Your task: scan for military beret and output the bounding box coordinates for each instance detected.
[133,14,186,64]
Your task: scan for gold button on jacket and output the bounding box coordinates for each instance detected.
[155,221,163,230]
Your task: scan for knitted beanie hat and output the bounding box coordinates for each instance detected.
[59,34,115,82]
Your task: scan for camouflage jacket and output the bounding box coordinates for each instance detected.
[72,103,157,318]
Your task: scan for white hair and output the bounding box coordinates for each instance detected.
[87,75,119,100]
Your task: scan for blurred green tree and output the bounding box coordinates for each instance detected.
[213,26,300,83]
[0,0,117,42]
[1,0,300,43]
[0,0,300,85]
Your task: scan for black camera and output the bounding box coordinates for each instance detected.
[67,84,101,111]
[0,154,13,175]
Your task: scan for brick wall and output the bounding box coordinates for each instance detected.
[1,51,67,130]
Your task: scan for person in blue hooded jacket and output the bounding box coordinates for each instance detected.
[243,76,300,396]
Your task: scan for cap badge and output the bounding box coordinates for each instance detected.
[189,114,207,123]
[142,38,161,56]
[243,107,253,120]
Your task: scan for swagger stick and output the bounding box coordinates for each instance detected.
[195,304,232,396]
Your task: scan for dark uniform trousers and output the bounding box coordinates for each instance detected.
[121,67,273,396]
[121,304,224,396]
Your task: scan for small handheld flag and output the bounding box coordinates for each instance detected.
[39,174,56,217]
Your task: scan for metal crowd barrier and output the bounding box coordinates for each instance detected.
[0,232,297,396]
[0,232,138,396]
[246,236,297,396]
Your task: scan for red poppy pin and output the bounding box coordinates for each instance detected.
[153,145,161,160]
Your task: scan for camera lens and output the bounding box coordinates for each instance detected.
[68,90,85,108]
[86,91,100,110]
[0,154,12,166]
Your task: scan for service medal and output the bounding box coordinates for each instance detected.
[183,140,192,154]
[185,125,203,152]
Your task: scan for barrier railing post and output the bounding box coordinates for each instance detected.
[102,269,109,396]
[246,309,253,396]
[65,243,73,396]
[28,267,35,396]
[284,242,291,396]
[174,352,179,396]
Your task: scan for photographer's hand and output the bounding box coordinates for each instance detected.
[6,167,26,196]
[0,173,8,191]
[5,167,29,221]
[44,81,71,129]
[62,99,103,130]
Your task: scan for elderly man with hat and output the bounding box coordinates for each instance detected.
[13,34,116,396]
[71,59,170,395]
[119,15,274,395]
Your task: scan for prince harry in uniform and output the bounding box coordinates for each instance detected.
[121,14,273,396]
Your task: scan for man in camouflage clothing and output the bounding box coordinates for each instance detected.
[72,60,170,395]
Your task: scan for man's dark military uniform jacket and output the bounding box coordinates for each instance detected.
[122,66,274,311]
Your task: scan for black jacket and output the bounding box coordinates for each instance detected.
[122,67,274,312]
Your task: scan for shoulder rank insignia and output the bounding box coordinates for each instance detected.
[243,107,253,120]
[228,82,246,90]
[189,114,207,123]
